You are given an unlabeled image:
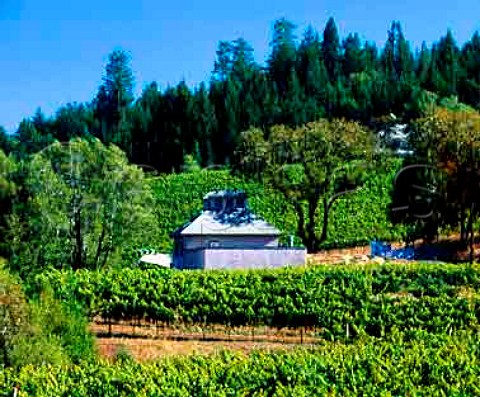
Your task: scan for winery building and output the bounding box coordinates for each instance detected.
[171,190,306,270]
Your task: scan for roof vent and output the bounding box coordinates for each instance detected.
[203,190,248,213]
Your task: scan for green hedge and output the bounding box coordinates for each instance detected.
[149,158,406,253]
[1,331,480,396]
[37,263,480,338]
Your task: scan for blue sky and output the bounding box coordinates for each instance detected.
[1,0,479,133]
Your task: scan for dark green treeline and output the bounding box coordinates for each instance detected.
[2,18,480,172]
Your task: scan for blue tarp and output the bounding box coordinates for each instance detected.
[370,240,415,260]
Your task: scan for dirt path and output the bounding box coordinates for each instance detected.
[91,322,322,360]
[96,337,314,361]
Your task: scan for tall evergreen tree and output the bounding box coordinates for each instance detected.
[129,82,160,168]
[322,17,341,82]
[268,18,297,96]
[281,69,307,125]
[94,48,134,151]
[381,22,414,82]
[342,33,365,76]
[296,26,328,120]
[52,103,93,142]
[436,30,460,96]
[231,38,256,80]
[416,42,432,86]
[15,118,54,157]
[460,31,480,106]
[213,41,235,81]
[0,127,13,154]
[192,82,216,166]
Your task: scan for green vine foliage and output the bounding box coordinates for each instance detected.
[38,263,480,339]
[1,331,480,396]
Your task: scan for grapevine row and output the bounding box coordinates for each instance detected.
[2,331,480,396]
[37,263,480,338]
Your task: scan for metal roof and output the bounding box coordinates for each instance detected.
[175,210,281,236]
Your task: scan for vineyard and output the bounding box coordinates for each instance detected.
[37,263,480,340]
[1,331,480,396]
[0,262,478,395]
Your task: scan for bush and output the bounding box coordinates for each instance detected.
[0,266,95,369]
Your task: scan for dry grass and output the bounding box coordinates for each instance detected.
[96,337,305,361]
[456,286,478,300]
[91,322,323,361]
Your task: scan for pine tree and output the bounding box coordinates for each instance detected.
[282,69,307,125]
[192,82,216,166]
[342,33,365,77]
[231,38,256,80]
[268,18,297,96]
[52,103,93,142]
[322,17,341,82]
[0,126,13,154]
[416,42,432,86]
[213,41,235,81]
[436,30,460,96]
[297,26,328,119]
[460,32,480,106]
[129,82,160,167]
[94,48,134,150]
[15,119,53,156]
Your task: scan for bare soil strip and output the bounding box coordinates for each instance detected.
[96,337,313,361]
[91,322,321,344]
[91,322,323,360]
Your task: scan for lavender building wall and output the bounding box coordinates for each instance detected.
[171,189,307,270]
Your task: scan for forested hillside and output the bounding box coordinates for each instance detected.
[1,18,480,172]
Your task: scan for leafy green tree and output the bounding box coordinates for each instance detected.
[6,139,156,273]
[239,120,377,252]
[411,108,480,261]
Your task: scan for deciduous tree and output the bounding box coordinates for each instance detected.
[238,120,376,252]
